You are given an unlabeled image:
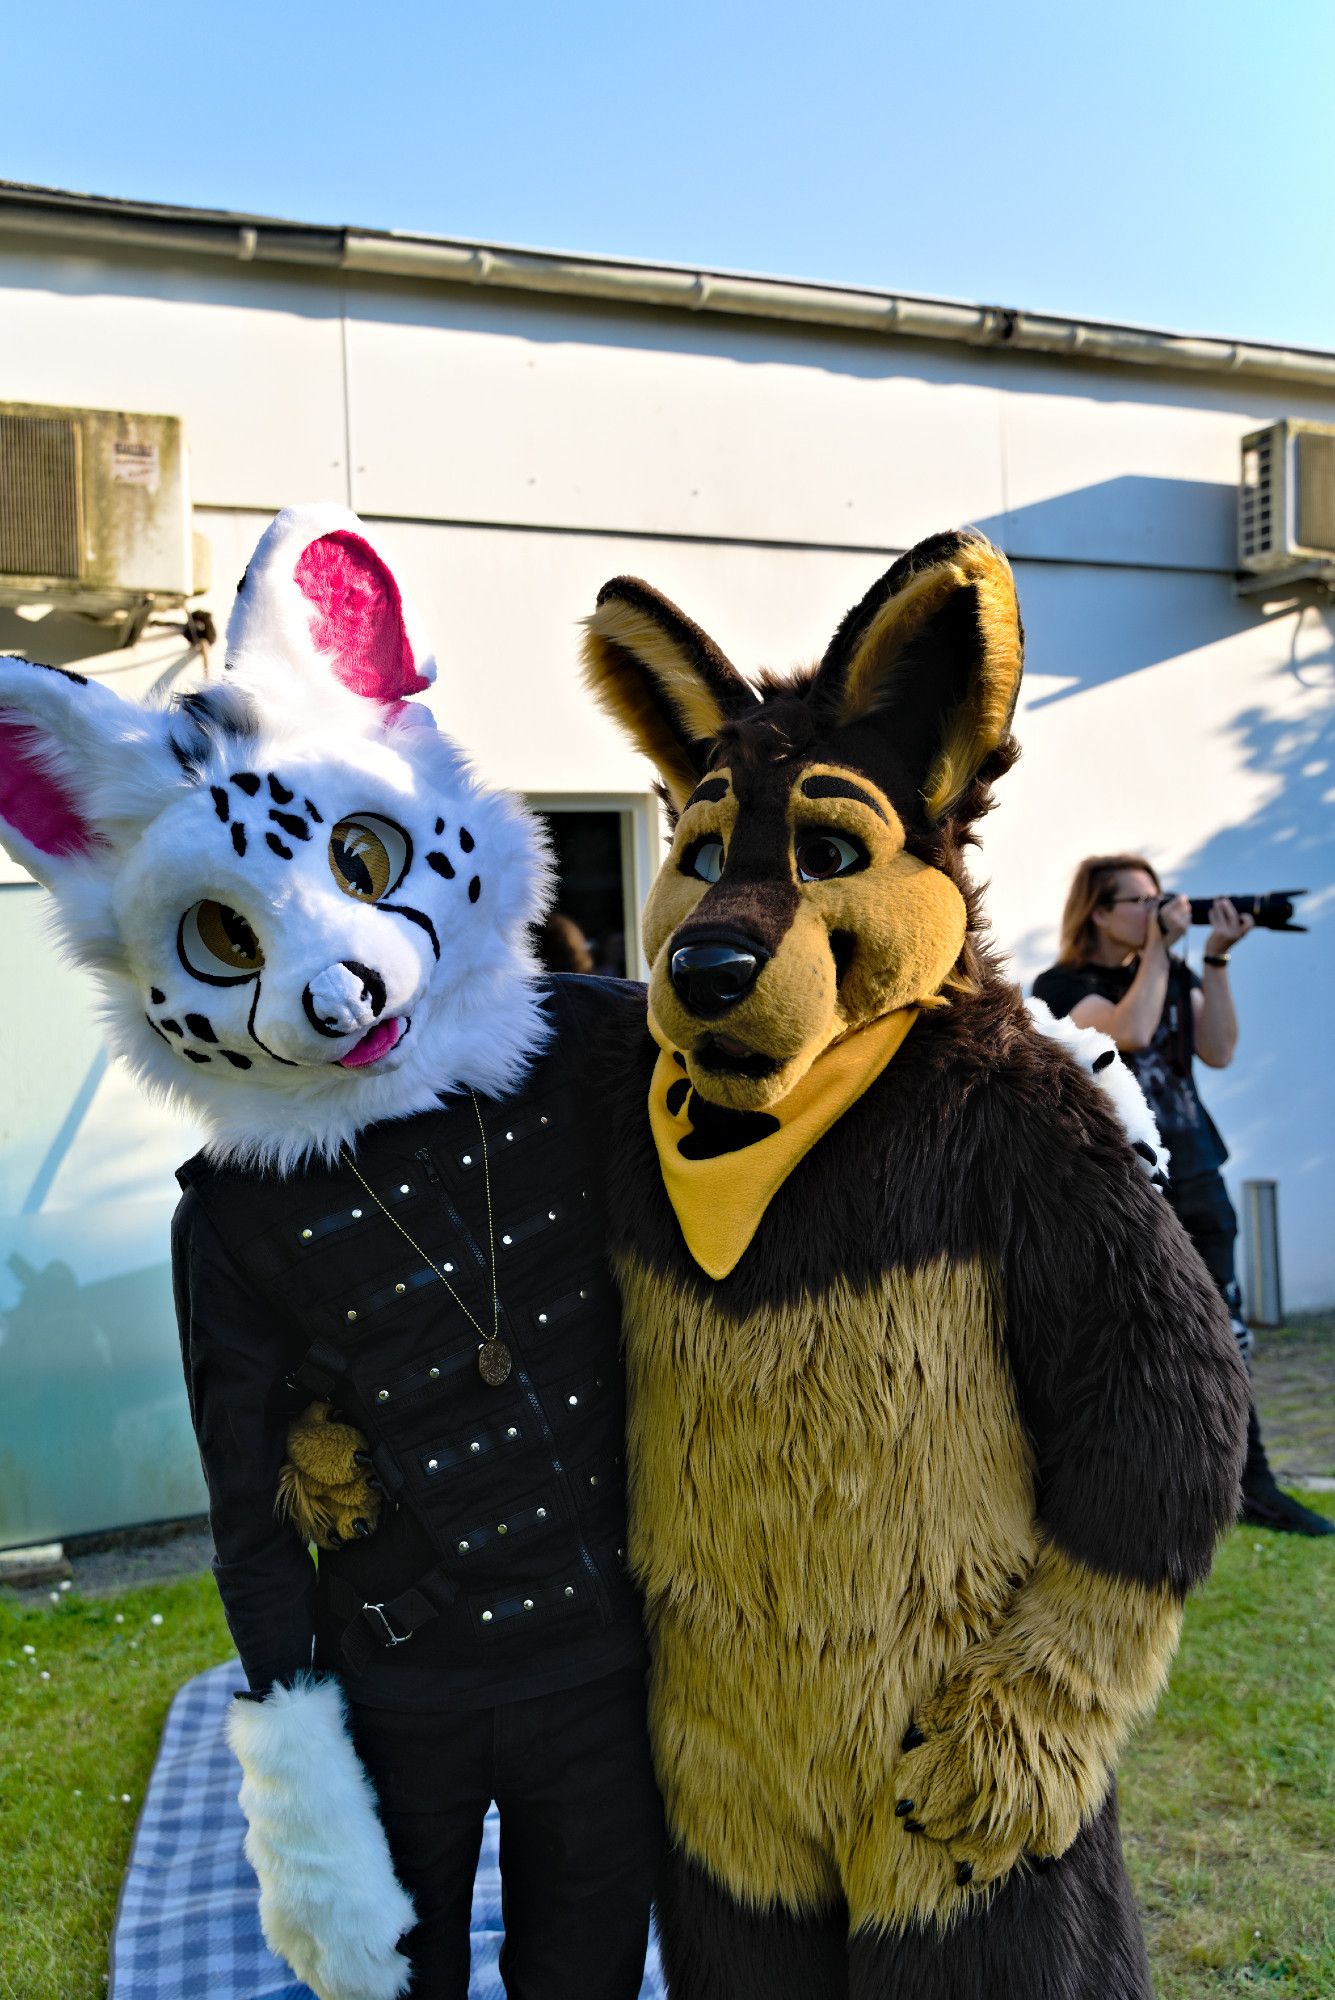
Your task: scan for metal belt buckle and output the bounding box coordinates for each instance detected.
[363,1600,411,1647]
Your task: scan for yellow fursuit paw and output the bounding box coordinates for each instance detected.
[279,1401,382,1549]
[885,1548,1182,1901]
[888,1677,1094,1895]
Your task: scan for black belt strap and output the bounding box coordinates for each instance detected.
[285,1335,350,1403]
[329,1568,460,1674]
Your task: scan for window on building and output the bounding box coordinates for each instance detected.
[530,807,630,977]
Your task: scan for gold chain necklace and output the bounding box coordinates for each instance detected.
[340,1090,513,1387]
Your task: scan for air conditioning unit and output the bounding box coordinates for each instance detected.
[0,403,194,615]
[1238,419,1335,574]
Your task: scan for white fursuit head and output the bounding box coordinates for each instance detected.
[0,504,553,1175]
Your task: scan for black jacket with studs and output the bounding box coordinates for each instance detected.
[172,974,648,1711]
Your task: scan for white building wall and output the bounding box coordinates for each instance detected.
[1,229,1331,1537]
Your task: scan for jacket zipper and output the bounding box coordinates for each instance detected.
[415,1144,612,1623]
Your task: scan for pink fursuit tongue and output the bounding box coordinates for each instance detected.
[338,1019,404,1069]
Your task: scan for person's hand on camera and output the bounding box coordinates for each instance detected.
[1205,897,1254,960]
[1155,893,1192,945]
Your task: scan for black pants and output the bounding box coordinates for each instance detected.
[1166,1169,1267,1490]
[350,1668,664,1999]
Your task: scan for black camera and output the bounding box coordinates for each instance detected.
[1173,891,1307,933]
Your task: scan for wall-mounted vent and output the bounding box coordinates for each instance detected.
[1239,419,1335,573]
[0,412,84,580]
[0,404,192,612]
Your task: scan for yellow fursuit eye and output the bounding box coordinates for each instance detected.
[178,901,265,984]
[329,815,410,902]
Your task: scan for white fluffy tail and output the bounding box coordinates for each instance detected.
[1026,996,1169,1179]
[226,1675,415,2000]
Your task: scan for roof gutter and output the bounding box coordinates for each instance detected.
[342,235,1335,390]
[4,183,1334,393]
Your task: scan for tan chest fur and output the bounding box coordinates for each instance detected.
[615,1247,1040,1913]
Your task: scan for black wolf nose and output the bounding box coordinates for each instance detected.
[669,938,766,1015]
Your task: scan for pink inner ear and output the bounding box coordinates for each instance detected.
[0,718,96,857]
[294,530,429,702]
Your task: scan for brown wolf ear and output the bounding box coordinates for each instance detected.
[581,577,758,810]
[813,530,1023,821]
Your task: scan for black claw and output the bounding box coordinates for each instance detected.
[352,1450,373,1467]
[352,1518,371,1538]
[956,1862,974,1886]
[325,1406,346,1426]
[894,1798,915,1817]
[902,1723,926,1751]
[904,1819,925,1834]
[326,1530,343,1548]
[367,1477,385,1495]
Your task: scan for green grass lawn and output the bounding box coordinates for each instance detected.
[1123,1492,1335,1998]
[0,1506,1331,1998]
[0,1573,233,2000]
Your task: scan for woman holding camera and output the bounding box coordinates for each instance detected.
[1033,854,1332,1538]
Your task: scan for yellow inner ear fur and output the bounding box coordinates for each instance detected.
[836,544,1022,821]
[582,598,734,809]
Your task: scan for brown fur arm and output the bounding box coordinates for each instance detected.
[891,1019,1246,1891]
[996,1029,1249,1594]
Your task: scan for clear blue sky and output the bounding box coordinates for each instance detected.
[6,0,1332,350]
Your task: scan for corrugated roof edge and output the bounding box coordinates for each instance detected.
[2,178,1333,392]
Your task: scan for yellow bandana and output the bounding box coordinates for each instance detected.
[648,1008,918,1281]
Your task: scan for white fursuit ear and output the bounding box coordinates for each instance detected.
[226,1675,414,2000]
[1026,995,1170,1179]
[0,658,184,891]
[225,505,436,715]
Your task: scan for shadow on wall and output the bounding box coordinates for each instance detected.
[1011,596,1335,956]
[1167,606,1335,1176]
[978,475,1238,584]
[1010,599,1335,973]
[11,240,1335,440]
[1176,603,1335,896]
[0,608,160,670]
[1008,603,1333,1290]
[999,540,1249,713]
[336,273,1335,429]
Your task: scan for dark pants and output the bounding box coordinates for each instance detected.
[350,1668,664,1999]
[1166,1169,1268,1490]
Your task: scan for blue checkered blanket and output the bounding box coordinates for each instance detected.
[110,1660,665,1998]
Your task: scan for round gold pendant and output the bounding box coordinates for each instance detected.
[477,1339,513,1387]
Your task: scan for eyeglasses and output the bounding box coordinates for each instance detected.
[1106,895,1159,909]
